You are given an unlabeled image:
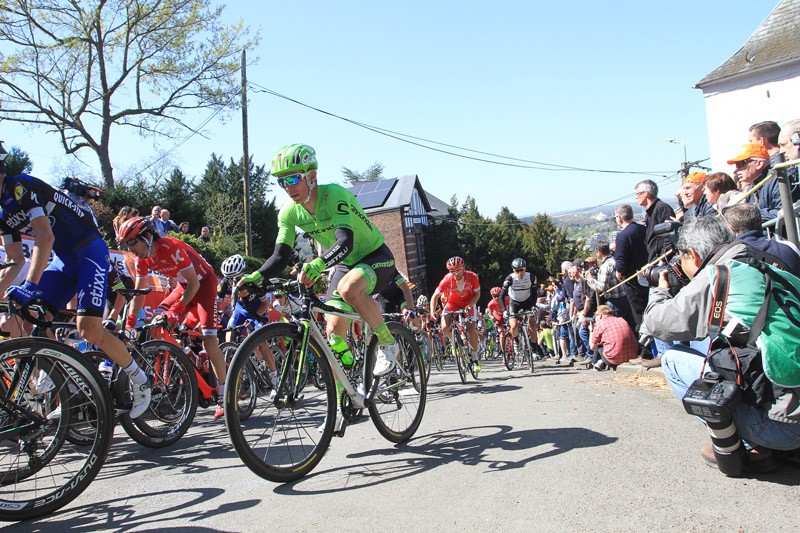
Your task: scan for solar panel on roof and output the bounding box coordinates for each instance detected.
[350,178,397,209]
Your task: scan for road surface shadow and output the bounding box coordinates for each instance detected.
[274,424,617,495]
[4,488,260,532]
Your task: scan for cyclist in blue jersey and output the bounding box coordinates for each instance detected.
[219,254,279,393]
[0,144,151,417]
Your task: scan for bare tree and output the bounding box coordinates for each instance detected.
[0,0,258,188]
[342,161,385,184]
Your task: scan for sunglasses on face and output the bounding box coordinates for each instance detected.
[276,173,305,189]
[514,268,525,272]
[119,237,138,249]
[448,267,464,273]
[735,159,752,169]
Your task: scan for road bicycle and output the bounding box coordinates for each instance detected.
[0,296,114,521]
[224,278,427,483]
[149,319,258,421]
[55,288,198,448]
[445,309,479,384]
[509,310,537,374]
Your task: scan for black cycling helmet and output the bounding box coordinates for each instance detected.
[511,258,527,269]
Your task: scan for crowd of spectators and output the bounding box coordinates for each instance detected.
[526,118,800,373]
[112,204,209,243]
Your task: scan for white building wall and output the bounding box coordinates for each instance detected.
[700,62,800,173]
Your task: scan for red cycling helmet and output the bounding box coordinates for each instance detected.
[490,287,502,297]
[117,216,154,243]
[446,256,464,271]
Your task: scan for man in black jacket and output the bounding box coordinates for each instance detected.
[613,204,648,333]
[635,179,676,262]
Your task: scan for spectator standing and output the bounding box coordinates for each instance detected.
[727,143,781,222]
[680,172,715,223]
[703,172,739,214]
[613,204,649,334]
[635,179,675,262]
[154,208,179,236]
[586,241,633,332]
[179,221,190,234]
[748,120,783,167]
[113,206,138,235]
[199,226,211,242]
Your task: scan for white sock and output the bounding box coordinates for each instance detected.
[123,360,147,385]
[270,371,278,387]
[217,382,225,399]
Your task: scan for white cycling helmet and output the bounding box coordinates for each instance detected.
[221,254,246,278]
[416,295,429,308]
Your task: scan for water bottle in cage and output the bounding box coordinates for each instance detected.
[98,359,113,388]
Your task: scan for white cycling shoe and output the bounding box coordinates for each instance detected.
[373,343,399,377]
[129,377,153,419]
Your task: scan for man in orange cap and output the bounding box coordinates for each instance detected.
[681,171,714,222]
[727,143,782,222]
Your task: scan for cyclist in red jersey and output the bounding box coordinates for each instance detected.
[429,256,482,372]
[487,286,509,357]
[117,217,228,419]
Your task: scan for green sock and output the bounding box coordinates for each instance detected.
[374,323,395,345]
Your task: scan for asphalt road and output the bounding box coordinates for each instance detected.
[7,357,799,532]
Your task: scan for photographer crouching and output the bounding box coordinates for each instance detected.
[641,216,800,475]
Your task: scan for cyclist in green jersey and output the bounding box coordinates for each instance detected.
[240,144,400,385]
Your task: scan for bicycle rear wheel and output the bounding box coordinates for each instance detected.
[225,322,336,483]
[119,340,198,448]
[365,322,427,443]
[221,342,257,420]
[0,338,113,522]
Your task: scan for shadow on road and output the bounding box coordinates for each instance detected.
[275,424,617,495]
[7,488,261,532]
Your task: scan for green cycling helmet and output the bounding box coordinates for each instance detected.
[271,144,318,176]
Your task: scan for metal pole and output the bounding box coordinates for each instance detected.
[241,49,253,256]
[773,154,800,247]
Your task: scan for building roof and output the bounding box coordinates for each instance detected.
[696,0,800,88]
[348,175,432,214]
[424,190,452,221]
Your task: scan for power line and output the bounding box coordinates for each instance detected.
[247,82,675,178]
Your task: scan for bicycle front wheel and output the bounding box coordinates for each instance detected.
[225,322,336,483]
[119,340,198,448]
[0,338,113,522]
[504,336,516,371]
[365,322,427,443]
[453,332,468,384]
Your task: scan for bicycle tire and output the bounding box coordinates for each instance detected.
[452,331,469,384]
[526,337,536,374]
[469,352,480,380]
[504,336,516,371]
[225,322,336,483]
[419,335,432,382]
[365,322,427,443]
[0,338,113,522]
[119,340,198,448]
[221,342,257,420]
[432,337,444,372]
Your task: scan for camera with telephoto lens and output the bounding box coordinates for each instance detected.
[682,372,745,477]
[643,221,689,296]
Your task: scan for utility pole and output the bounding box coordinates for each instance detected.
[241,49,253,256]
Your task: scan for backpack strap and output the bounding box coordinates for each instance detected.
[746,264,774,346]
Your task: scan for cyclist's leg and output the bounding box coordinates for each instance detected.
[191,277,225,393]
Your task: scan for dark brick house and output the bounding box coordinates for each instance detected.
[348,175,442,296]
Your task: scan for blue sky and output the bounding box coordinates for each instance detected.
[0,1,779,218]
